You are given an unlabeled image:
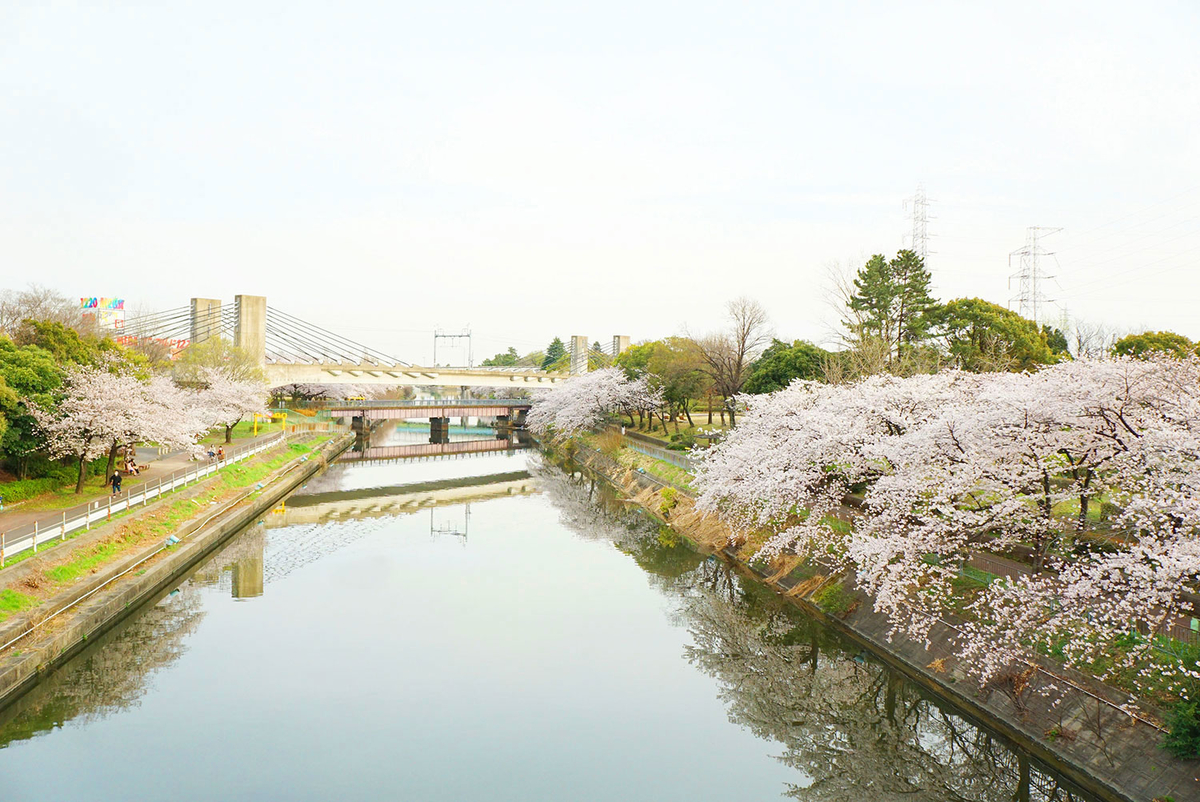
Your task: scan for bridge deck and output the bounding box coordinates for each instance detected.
[323,400,531,420]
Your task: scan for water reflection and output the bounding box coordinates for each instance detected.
[0,584,206,749]
[534,455,1092,802]
[0,452,1097,802]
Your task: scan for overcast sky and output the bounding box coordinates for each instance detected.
[2,1,1198,363]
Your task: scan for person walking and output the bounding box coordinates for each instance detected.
[109,471,122,496]
[217,447,225,462]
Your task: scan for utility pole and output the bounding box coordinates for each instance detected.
[1008,226,1062,325]
[903,184,934,262]
[432,328,472,367]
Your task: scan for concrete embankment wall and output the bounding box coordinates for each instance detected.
[562,443,1197,802]
[0,435,352,712]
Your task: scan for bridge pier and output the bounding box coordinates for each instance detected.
[570,335,589,375]
[234,294,267,366]
[190,298,222,344]
[429,416,450,444]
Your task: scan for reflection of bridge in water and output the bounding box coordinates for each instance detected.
[341,435,531,464]
[267,471,538,528]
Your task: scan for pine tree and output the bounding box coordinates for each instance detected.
[846,250,936,368]
[542,337,567,370]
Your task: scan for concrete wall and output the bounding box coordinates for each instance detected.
[613,335,630,355]
[0,435,351,712]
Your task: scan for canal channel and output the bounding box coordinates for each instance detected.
[0,422,1099,801]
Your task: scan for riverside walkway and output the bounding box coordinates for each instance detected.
[0,431,292,564]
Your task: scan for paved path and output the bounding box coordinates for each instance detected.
[0,434,274,536]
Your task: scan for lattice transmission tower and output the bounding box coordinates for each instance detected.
[1008,226,1062,325]
[903,184,934,262]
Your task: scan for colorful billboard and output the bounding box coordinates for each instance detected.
[80,297,125,331]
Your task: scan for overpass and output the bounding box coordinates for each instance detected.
[120,295,632,389]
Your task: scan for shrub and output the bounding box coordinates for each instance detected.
[659,487,677,517]
[668,432,697,451]
[812,581,857,617]
[1164,701,1200,759]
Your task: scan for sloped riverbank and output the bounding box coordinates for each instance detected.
[555,440,1198,802]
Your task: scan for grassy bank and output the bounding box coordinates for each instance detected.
[0,436,330,623]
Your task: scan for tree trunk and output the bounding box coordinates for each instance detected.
[1078,470,1093,531]
[225,424,234,444]
[105,440,120,480]
[707,403,713,425]
[683,405,694,427]
[76,454,88,494]
[1036,469,1053,571]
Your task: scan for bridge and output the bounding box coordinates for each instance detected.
[120,295,631,389]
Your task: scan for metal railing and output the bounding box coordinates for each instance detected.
[623,438,695,471]
[287,399,532,411]
[0,432,290,566]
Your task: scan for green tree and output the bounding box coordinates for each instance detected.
[744,339,829,393]
[615,342,657,379]
[651,337,708,428]
[541,337,568,371]
[173,337,266,384]
[1111,330,1199,359]
[845,250,936,367]
[929,298,1054,372]
[616,338,708,430]
[482,347,519,367]
[1042,325,1071,359]
[0,337,64,478]
[14,319,135,368]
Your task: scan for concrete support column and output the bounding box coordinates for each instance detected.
[234,294,267,366]
[429,416,450,444]
[190,298,222,344]
[570,335,589,375]
[613,335,631,356]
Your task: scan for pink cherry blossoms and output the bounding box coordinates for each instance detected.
[527,367,663,438]
[32,361,268,491]
[693,357,1200,698]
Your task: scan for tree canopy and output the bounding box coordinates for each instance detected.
[482,347,519,367]
[541,337,568,371]
[744,339,828,394]
[929,298,1055,372]
[845,250,936,366]
[1111,330,1200,359]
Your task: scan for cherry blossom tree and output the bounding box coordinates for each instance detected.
[692,356,1200,702]
[199,370,269,443]
[527,367,662,438]
[31,364,151,492]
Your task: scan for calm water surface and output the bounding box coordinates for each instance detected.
[0,434,1097,801]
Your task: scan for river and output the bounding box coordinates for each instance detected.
[0,424,1098,801]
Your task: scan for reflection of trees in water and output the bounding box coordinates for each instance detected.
[537,458,1089,802]
[0,584,206,748]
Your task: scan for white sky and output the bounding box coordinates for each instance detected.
[2,1,1198,362]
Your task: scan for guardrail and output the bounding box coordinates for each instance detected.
[0,432,291,567]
